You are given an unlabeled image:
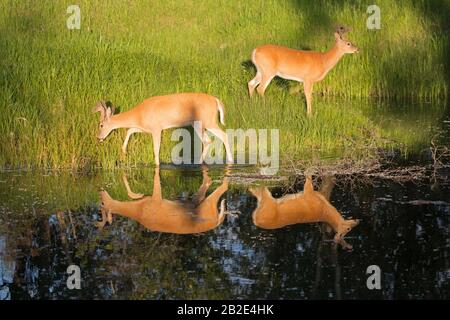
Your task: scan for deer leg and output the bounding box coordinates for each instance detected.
[193,169,212,205]
[152,167,162,200]
[319,175,336,201]
[204,177,228,207]
[122,173,144,199]
[194,124,211,164]
[152,130,162,166]
[248,71,262,97]
[256,74,274,96]
[304,81,314,117]
[96,208,111,229]
[197,177,228,222]
[201,131,213,162]
[207,127,233,164]
[201,141,212,163]
[122,128,142,154]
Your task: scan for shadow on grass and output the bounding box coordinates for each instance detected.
[287,0,449,99]
[413,0,449,97]
[375,0,449,100]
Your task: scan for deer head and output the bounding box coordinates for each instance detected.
[92,101,116,142]
[334,219,359,242]
[333,25,359,54]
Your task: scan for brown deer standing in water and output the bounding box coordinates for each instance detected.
[97,168,229,234]
[249,176,359,247]
[248,26,358,116]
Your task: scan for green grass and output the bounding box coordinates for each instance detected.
[0,0,448,169]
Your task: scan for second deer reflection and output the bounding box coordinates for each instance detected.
[249,176,359,248]
[98,168,228,234]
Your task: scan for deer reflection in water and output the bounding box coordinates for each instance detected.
[97,168,229,234]
[249,175,359,249]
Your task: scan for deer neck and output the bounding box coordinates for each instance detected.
[322,43,345,74]
[106,199,145,221]
[110,111,139,130]
[321,204,345,232]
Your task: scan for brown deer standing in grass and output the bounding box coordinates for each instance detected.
[97,168,229,234]
[248,26,359,116]
[92,93,234,166]
[249,176,359,248]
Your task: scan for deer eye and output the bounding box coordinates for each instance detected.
[347,42,351,46]
[100,124,104,128]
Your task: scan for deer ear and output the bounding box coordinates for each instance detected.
[334,32,341,40]
[105,106,113,119]
[92,101,106,120]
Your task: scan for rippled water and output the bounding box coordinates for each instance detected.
[0,163,448,300]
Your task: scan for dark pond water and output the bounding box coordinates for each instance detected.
[1,101,449,300]
[0,162,449,300]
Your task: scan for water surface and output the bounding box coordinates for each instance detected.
[0,164,448,300]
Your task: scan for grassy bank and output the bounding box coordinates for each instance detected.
[0,0,448,169]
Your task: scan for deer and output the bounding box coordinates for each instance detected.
[247,26,359,116]
[96,168,229,234]
[249,176,359,248]
[92,93,234,166]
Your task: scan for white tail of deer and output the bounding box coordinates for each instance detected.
[92,93,233,166]
[97,168,229,234]
[249,176,359,248]
[248,26,359,116]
